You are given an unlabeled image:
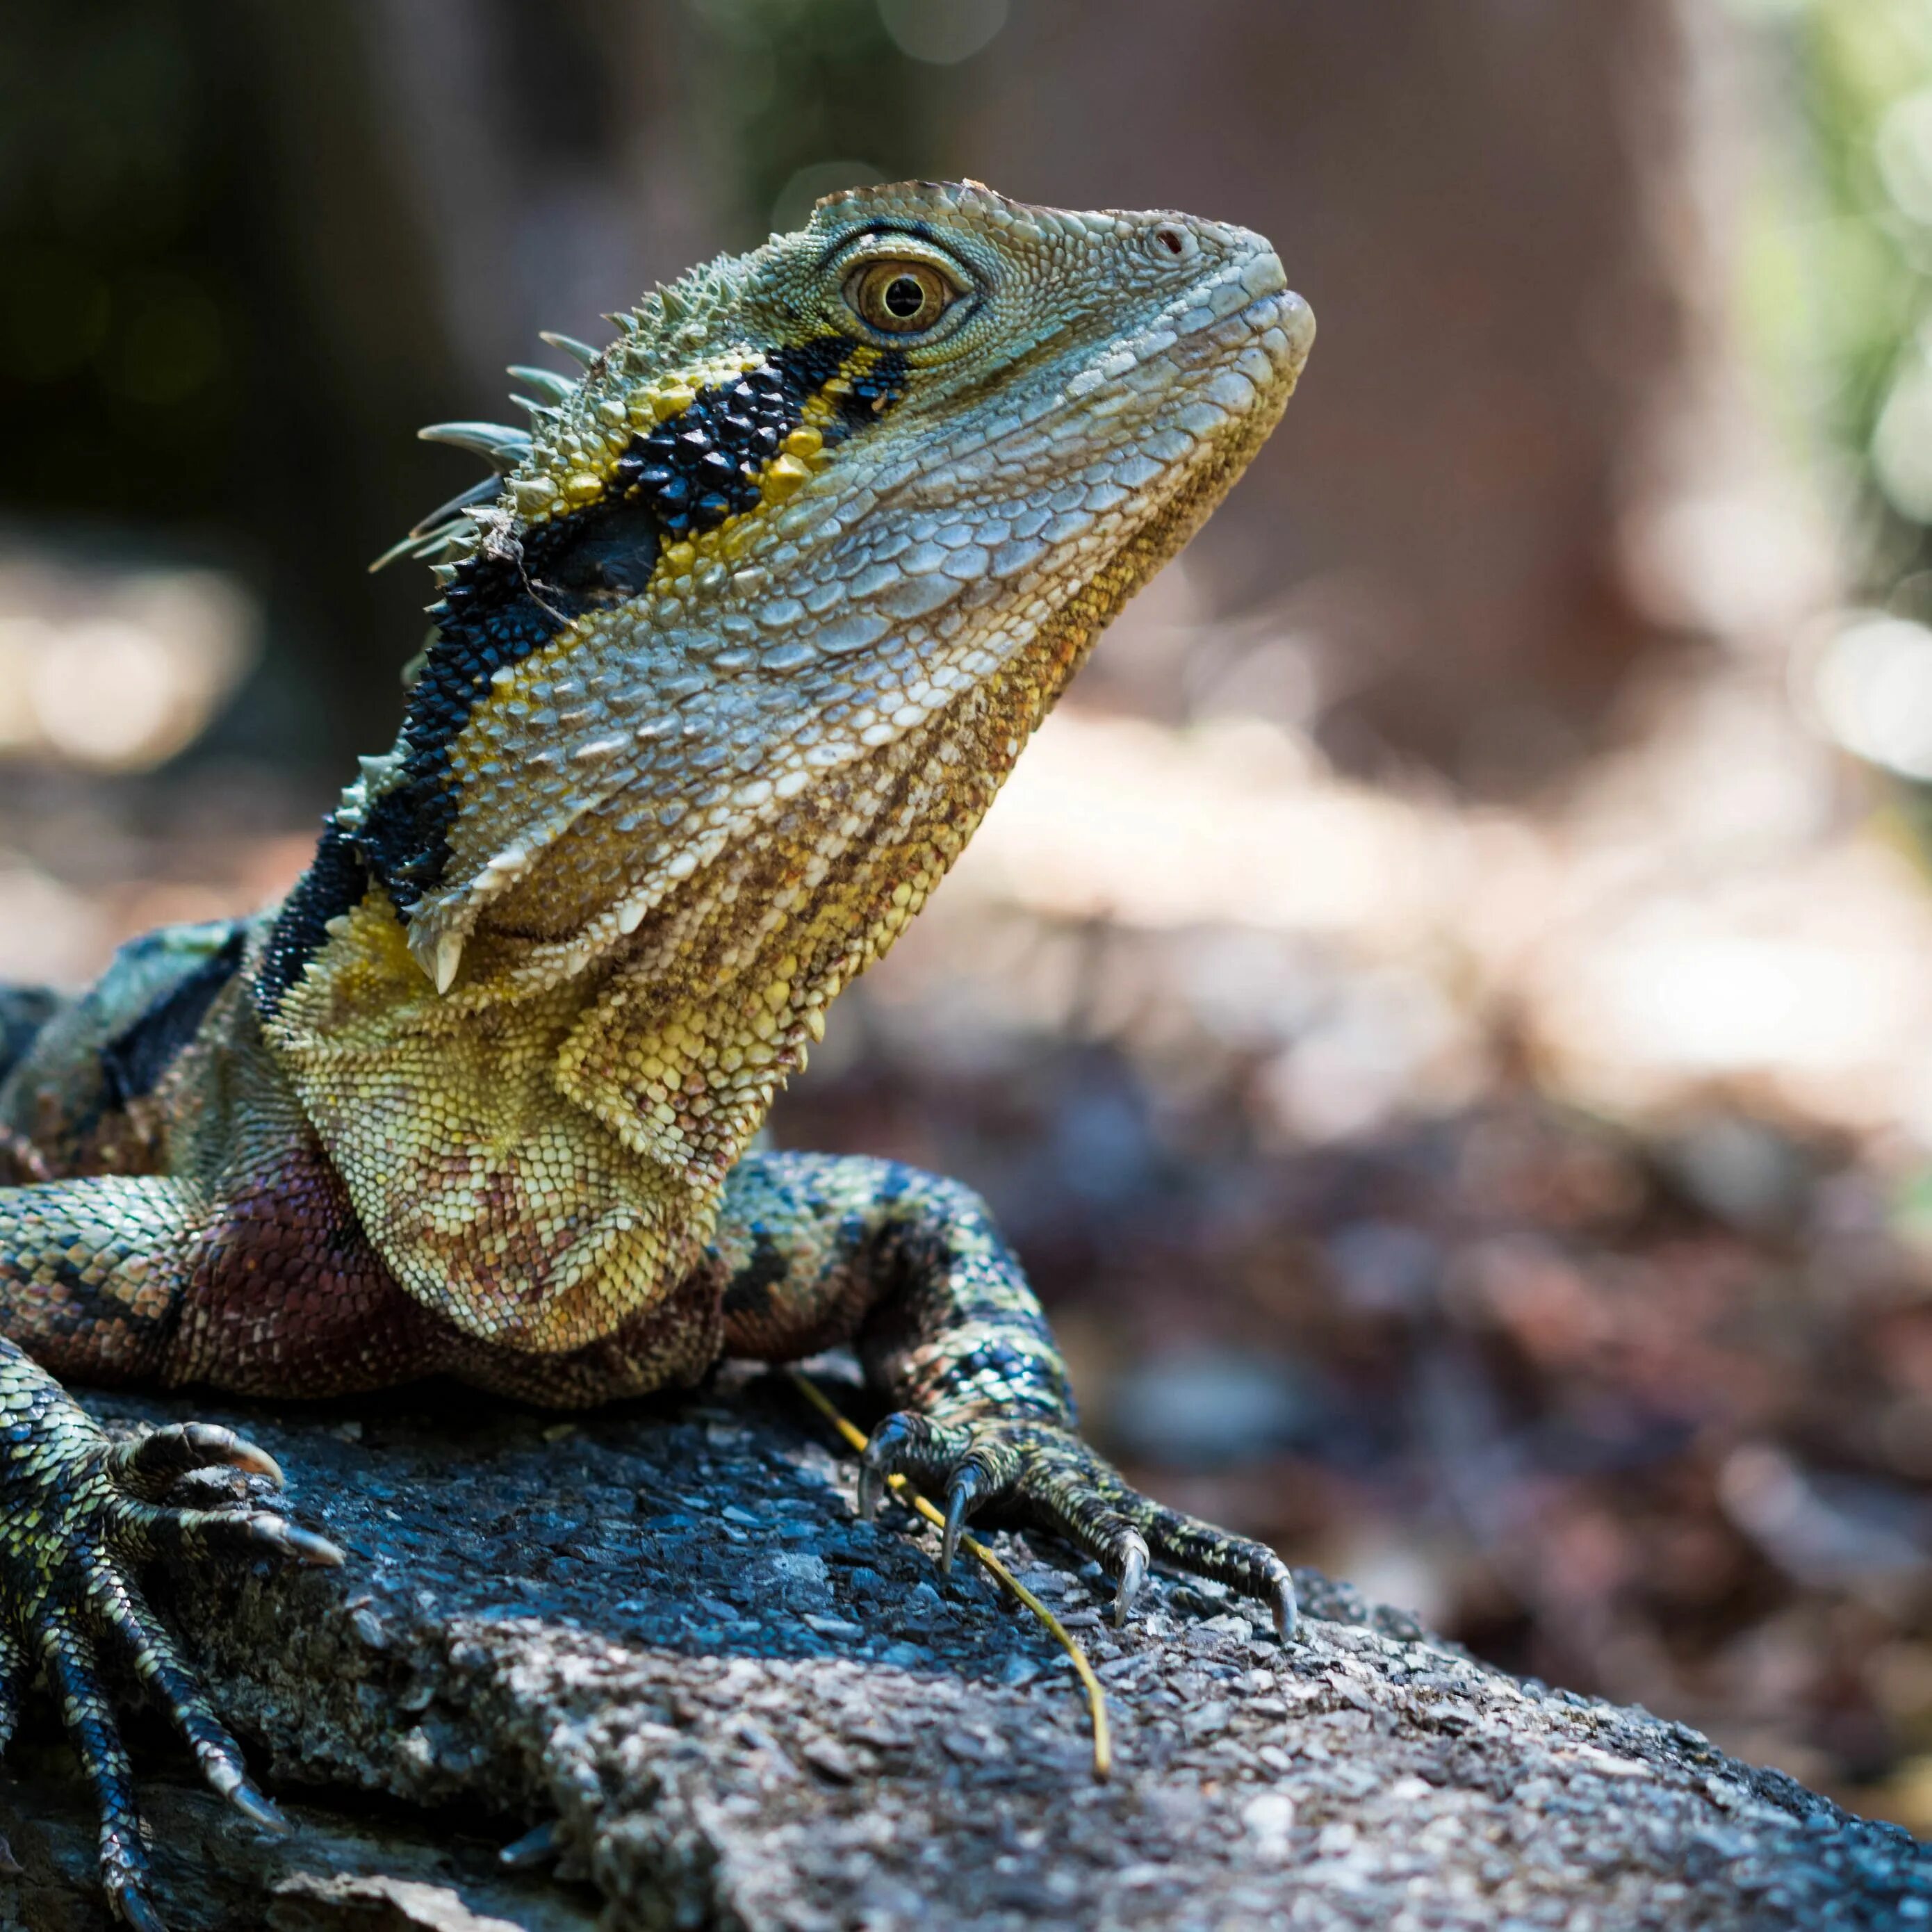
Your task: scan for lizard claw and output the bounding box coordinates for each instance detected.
[114,1882,168,1932]
[209,1761,293,1835]
[858,1407,1296,1638]
[106,1423,286,1498]
[0,1393,336,1927]
[1272,1566,1300,1642]
[236,1515,345,1567]
[1112,1532,1149,1626]
[940,1462,988,1575]
[500,1819,565,1869]
[857,1411,935,1522]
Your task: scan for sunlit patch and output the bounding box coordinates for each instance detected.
[1810,611,1932,781]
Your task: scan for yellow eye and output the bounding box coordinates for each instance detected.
[846,260,956,334]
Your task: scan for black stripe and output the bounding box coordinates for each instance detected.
[254,821,370,1015]
[354,491,660,915]
[281,337,908,949]
[830,344,909,432]
[620,339,851,539]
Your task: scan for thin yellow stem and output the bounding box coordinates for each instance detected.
[787,1370,1112,1780]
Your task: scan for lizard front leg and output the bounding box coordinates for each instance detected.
[717,1150,1297,1637]
[0,1177,341,1931]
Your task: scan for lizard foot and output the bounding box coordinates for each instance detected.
[858,1411,1297,1640]
[0,1415,341,1930]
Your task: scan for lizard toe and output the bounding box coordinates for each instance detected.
[865,1412,1298,1639]
[113,1500,343,1571]
[858,1410,967,1521]
[85,1564,290,1834]
[1112,1532,1150,1627]
[0,1385,331,1926]
[106,1423,285,1499]
[940,1458,994,1575]
[40,1613,160,1931]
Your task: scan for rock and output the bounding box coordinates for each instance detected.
[1,1367,1928,1931]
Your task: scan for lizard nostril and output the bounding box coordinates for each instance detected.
[1149,222,1197,262]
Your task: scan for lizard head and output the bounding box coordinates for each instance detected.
[270,181,1309,1216]
[331,179,1311,1001]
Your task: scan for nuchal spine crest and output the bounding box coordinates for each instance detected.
[256,309,911,1013]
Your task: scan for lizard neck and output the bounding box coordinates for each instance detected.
[247,643,1044,1354]
[252,385,1256,1352]
[263,422,1242,1207]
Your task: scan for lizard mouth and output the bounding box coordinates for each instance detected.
[1248,285,1318,382]
[1146,263,1315,404]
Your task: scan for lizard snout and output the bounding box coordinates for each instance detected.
[1268,286,1318,381]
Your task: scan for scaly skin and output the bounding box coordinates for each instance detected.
[0,181,1313,1924]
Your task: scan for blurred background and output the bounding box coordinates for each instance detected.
[10,0,1932,1826]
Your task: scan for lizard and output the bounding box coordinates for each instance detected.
[0,179,1313,1929]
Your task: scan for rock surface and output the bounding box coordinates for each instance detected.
[1,1369,1928,1931]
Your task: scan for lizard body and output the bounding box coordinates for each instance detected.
[0,180,1312,1927]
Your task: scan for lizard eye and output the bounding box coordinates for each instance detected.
[846,260,957,335]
